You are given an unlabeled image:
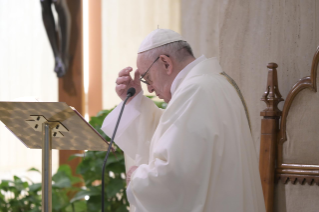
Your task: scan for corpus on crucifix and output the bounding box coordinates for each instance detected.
[40,0,71,78]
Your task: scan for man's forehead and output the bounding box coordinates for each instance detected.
[136,68,143,75]
[136,58,144,75]
[136,54,143,63]
[136,54,148,69]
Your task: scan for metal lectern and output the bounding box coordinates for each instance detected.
[0,102,109,212]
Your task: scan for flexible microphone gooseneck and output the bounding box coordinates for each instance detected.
[101,87,136,212]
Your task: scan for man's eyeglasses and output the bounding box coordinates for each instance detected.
[139,55,169,85]
[139,57,160,85]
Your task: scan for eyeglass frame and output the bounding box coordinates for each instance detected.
[139,54,169,85]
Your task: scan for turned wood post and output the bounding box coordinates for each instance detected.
[259,63,284,212]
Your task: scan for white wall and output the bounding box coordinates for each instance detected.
[0,1,58,183]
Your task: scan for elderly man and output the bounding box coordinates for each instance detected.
[101,29,265,212]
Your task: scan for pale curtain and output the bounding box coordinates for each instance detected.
[102,0,181,109]
[0,1,58,183]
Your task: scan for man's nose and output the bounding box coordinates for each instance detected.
[147,84,154,93]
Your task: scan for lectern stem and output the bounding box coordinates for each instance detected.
[42,123,52,212]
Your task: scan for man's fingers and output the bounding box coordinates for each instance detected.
[118,67,133,77]
[116,67,141,101]
[116,84,126,92]
[116,76,131,85]
[126,166,138,185]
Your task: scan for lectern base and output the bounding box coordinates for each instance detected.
[42,123,52,212]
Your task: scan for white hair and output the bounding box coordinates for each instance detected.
[140,41,194,62]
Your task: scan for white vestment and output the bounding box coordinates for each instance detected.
[101,56,265,212]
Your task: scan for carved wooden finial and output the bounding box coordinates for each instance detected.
[267,63,278,69]
[261,63,284,117]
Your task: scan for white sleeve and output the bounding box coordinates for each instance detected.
[101,91,163,165]
[101,91,143,141]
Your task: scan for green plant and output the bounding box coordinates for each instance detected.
[0,166,83,212]
[0,174,41,212]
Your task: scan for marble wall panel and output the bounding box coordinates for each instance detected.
[181,0,219,58]
[181,0,319,211]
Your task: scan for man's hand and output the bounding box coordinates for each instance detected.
[126,166,138,185]
[116,67,142,102]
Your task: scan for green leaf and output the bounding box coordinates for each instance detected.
[29,207,41,212]
[106,178,125,197]
[52,189,69,211]
[107,162,126,174]
[13,175,21,182]
[115,205,129,212]
[53,178,71,188]
[65,201,87,212]
[70,188,100,203]
[56,164,73,177]
[53,164,82,185]
[28,167,41,173]
[29,183,41,192]
[104,153,124,167]
[13,175,27,192]
[52,171,71,188]
[153,101,167,109]
[87,195,105,212]
[0,180,10,188]
[90,116,103,125]
[96,108,114,117]
[0,191,4,199]
[70,176,82,185]
[23,181,29,188]
[146,95,156,99]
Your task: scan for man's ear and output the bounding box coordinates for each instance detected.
[159,55,173,75]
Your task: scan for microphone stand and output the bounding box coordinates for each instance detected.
[101,88,135,212]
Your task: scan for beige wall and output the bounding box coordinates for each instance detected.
[181,0,319,212]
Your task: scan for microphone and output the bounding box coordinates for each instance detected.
[127,87,136,97]
[101,87,135,212]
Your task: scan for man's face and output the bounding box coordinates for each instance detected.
[137,54,172,103]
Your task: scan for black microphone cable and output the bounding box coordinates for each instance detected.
[101,87,136,212]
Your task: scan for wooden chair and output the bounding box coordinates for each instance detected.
[259,46,319,212]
